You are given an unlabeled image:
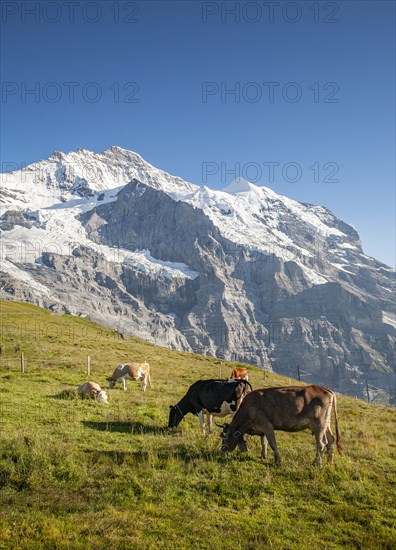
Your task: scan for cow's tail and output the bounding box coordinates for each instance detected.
[332,392,343,455]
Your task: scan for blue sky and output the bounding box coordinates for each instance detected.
[1,0,395,266]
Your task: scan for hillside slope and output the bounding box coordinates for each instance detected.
[0,300,395,549]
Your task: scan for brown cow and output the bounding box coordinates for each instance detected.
[230,367,249,380]
[218,385,342,465]
[107,362,152,392]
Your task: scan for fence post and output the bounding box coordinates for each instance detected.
[219,361,222,379]
[87,355,91,377]
[297,365,301,381]
[365,380,370,403]
[20,352,25,373]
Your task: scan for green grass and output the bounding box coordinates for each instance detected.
[0,300,395,549]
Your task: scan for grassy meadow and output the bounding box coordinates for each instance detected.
[0,300,395,549]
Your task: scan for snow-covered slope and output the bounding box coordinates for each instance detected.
[0,147,200,282]
[0,145,392,293]
[0,146,363,286]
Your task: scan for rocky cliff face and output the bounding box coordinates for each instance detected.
[1,148,395,403]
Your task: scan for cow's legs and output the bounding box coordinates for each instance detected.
[141,376,147,392]
[325,427,335,462]
[122,378,127,391]
[264,427,281,464]
[260,435,268,459]
[313,428,326,465]
[206,414,213,433]
[197,411,206,434]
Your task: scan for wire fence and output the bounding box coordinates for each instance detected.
[0,354,229,381]
[1,353,394,405]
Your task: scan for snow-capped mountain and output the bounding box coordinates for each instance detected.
[1,147,395,403]
[0,146,195,209]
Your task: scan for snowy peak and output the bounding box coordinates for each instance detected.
[0,145,367,270]
[0,146,196,210]
[223,177,259,195]
[0,146,366,273]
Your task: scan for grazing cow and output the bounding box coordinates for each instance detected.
[77,382,109,404]
[168,379,252,434]
[230,367,249,380]
[218,385,342,465]
[107,362,151,391]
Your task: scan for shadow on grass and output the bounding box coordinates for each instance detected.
[162,445,222,463]
[82,421,166,435]
[82,424,260,464]
[51,389,78,400]
[83,445,223,464]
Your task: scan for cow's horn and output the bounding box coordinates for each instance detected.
[215,422,227,429]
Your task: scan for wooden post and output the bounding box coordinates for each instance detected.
[263,369,266,385]
[87,355,91,377]
[20,352,25,373]
[297,365,301,381]
[219,361,222,379]
[365,380,370,403]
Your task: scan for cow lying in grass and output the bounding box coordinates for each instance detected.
[107,362,152,392]
[218,385,342,465]
[77,382,109,404]
[230,367,249,380]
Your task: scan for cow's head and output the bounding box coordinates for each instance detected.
[218,423,248,454]
[107,377,116,389]
[96,390,109,404]
[168,405,183,428]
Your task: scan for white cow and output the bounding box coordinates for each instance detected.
[77,382,109,404]
[107,362,152,392]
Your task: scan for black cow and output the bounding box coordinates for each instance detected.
[168,379,252,433]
